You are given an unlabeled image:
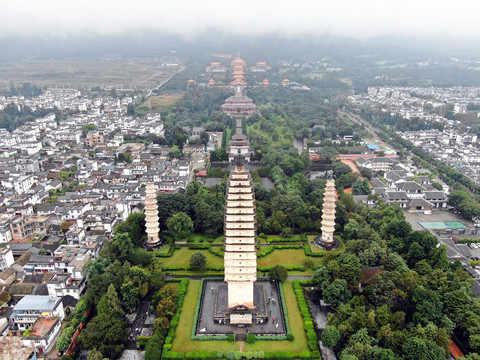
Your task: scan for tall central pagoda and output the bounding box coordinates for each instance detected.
[224,154,257,309]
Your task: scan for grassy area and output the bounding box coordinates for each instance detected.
[266,234,303,242]
[307,235,345,254]
[171,280,309,353]
[158,248,224,268]
[257,249,323,268]
[187,233,224,244]
[225,127,232,147]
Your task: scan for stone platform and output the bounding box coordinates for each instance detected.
[143,236,167,251]
[313,235,340,250]
[196,279,287,337]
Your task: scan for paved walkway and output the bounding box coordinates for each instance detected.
[126,301,152,350]
[340,159,361,175]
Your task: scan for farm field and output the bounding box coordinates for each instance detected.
[0,59,182,91]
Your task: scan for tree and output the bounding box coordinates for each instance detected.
[121,280,139,310]
[114,212,146,246]
[322,325,340,359]
[127,103,135,116]
[166,212,193,241]
[360,168,373,180]
[338,253,361,287]
[320,147,339,162]
[79,285,127,358]
[57,326,75,352]
[333,162,353,177]
[157,193,189,227]
[340,193,356,212]
[168,145,182,159]
[102,232,135,264]
[323,279,351,307]
[87,349,107,360]
[190,251,207,271]
[149,271,165,292]
[268,265,288,282]
[200,131,209,147]
[352,179,371,195]
[82,123,96,136]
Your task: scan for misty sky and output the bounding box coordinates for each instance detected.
[2,0,480,40]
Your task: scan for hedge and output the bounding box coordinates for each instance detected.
[136,336,150,347]
[258,245,302,258]
[188,244,211,249]
[293,281,319,352]
[303,244,325,257]
[258,265,306,272]
[456,238,480,244]
[156,244,181,258]
[266,237,304,243]
[163,266,224,272]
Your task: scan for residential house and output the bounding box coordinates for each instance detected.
[11,295,65,331]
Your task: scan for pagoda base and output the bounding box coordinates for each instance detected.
[143,236,167,251]
[313,235,340,251]
[194,279,287,338]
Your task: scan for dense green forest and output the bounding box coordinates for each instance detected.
[319,196,480,360]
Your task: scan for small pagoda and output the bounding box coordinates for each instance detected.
[145,182,162,250]
[314,179,339,250]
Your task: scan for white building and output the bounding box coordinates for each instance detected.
[0,247,14,271]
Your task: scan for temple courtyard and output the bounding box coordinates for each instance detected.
[195,279,286,339]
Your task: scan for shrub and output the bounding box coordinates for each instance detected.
[56,325,75,352]
[228,333,235,342]
[189,251,207,271]
[258,351,265,359]
[287,333,294,341]
[234,351,243,360]
[269,265,288,282]
[246,333,256,344]
[303,259,314,269]
[136,336,151,347]
[226,350,235,359]
[217,350,225,359]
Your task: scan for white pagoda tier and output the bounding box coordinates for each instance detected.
[145,182,160,247]
[224,156,257,309]
[320,179,336,246]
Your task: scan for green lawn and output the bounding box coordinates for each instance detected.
[266,234,303,242]
[257,249,324,268]
[187,233,224,244]
[158,248,224,268]
[171,280,309,353]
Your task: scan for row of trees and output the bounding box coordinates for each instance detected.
[72,213,165,359]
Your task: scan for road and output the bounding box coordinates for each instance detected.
[145,66,185,97]
[339,110,396,154]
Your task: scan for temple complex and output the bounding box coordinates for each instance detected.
[319,179,336,249]
[224,154,257,309]
[145,182,161,249]
[221,87,257,118]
